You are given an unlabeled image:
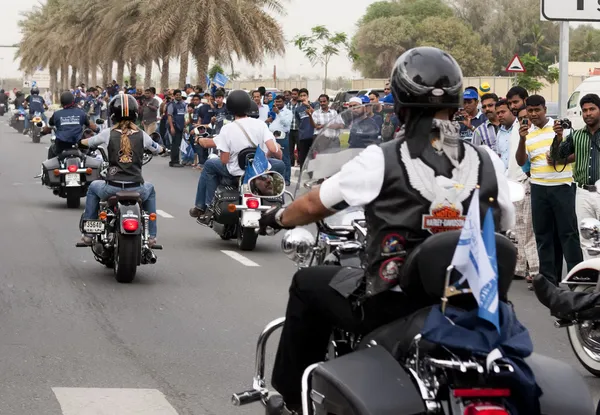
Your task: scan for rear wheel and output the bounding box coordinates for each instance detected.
[567,284,600,377]
[237,225,258,251]
[114,233,140,283]
[31,127,40,143]
[66,189,81,208]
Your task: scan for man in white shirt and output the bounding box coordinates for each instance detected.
[188,91,285,218]
[267,95,293,184]
[252,90,269,122]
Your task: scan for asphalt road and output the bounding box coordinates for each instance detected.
[0,120,599,414]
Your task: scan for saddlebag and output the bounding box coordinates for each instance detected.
[309,346,425,415]
[84,155,102,182]
[526,353,595,415]
[41,157,60,186]
[212,185,240,225]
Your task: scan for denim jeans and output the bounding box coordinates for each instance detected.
[194,158,287,210]
[24,112,47,130]
[83,180,158,237]
[277,137,291,185]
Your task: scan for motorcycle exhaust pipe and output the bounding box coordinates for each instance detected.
[53,189,59,195]
[144,249,157,264]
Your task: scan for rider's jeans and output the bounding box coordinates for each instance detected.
[24,112,48,130]
[83,180,158,237]
[194,158,287,210]
[271,266,418,407]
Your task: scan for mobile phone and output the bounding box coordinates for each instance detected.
[522,117,529,126]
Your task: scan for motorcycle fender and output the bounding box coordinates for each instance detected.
[527,353,595,415]
[561,258,600,285]
[309,346,425,415]
[118,204,142,235]
[241,210,261,228]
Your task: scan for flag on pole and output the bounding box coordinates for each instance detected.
[243,146,271,184]
[212,72,229,88]
[205,75,211,88]
[450,189,500,332]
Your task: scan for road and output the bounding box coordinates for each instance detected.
[0,120,598,414]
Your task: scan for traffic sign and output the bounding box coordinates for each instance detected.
[542,0,600,22]
[506,54,526,73]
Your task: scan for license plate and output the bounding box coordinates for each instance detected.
[82,220,105,234]
[65,173,80,187]
[18,116,24,120]
[241,210,262,228]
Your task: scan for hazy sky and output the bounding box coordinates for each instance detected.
[0,0,379,80]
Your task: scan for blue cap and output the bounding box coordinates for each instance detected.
[463,89,479,100]
[359,95,370,104]
[382,93,394,104]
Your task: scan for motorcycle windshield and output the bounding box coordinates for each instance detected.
[294,103,389,226]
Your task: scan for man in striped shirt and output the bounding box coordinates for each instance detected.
[551,93,600,260]
[472,93,500,152]
[515,95,582,285]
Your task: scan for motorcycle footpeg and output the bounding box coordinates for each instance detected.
[75,242,89,248]
[231,389,263,406]
[151,244,163,250]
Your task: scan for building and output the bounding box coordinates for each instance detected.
[548,62,600,76]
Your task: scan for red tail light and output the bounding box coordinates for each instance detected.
[67,165,78,173]
[122,219,139,232]
[454,389,510,398]
[464,403,509,415]
[246,198,259,209]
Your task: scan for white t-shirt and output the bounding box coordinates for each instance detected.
[154,95,164,120]
[215,117,275,176]
[319,144,516,232]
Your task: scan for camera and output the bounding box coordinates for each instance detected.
[453,113,465,122]
[557,118,572,130]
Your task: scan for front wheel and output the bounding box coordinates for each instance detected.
[237,225,258,251]
[567,284,600,377]
[114,233,140,283]
[66,189,81,208]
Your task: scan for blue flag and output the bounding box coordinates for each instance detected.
[481,207,500,332]
[243,146,270,184]
[212,72,229,88]
[205,74,211,88]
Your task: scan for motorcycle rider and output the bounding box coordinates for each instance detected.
[257,47,516,414]
[0,88,8,115]
[188,90,285,219]
[78,94,165,247]
[43,91,98,159]
[23,86,48,135]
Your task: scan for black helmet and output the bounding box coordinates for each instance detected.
[247,101,259,118]
[226,90,252,117]
[391,46,463,110]
[31,87,39,95]
[109,93,139,123]
[60,91,75,107]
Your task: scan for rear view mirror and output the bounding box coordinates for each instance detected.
[248,171,285,198]
[36,122,43,127]
[150,132,162,143]
[95,118,105,125]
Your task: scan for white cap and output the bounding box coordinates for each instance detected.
[348,97,362,105]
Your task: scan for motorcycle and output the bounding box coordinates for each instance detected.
[198,143,287,251]
[0,102,7,116]
[75,144,163,284]
[39,122,105,208]
[232,104,596,415]
[10,107,26,133]
[29,111,44,143]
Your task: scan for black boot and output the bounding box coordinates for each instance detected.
[265,395,302,415]
[533,274,600,319]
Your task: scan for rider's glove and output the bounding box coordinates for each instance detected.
[258,207,294,235]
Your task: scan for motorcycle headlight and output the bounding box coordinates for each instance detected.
[580,218,600,240]
[281,228,315,264]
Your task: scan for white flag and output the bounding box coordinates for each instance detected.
[450,189,499,328]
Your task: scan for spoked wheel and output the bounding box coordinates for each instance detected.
[114,234,140,283]
[567,285,600,376]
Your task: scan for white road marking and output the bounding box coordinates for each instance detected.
[52,387,179,415]
[12,182,22,186]
[156,209,174,218]
[221,250,260,267]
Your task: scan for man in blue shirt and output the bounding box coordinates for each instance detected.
[295,88,316,167]
[42,91,98,159]
[167,89,187,167]
[346,97,383,148]
[23,87,48,135]
[458,88,486,142]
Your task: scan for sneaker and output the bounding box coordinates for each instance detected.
[189,207,204,218]
[169,162,184,167]
[80,235,93,246]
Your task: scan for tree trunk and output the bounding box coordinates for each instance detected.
[323,62,328,93]
[144,59,152,88]
[194,52,209,91]
[179,51,189,87]
[129,59,138,88]
[116,58,125,86]
[61,62,69,90]
[49,64,58,103]
[82,61,90,87]
[160,58,170,90]
[91,63,98,87]
[70,66,78,88]
[101,62,111,85]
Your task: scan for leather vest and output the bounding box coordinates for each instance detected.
[106,129,144,183]
[363,138,500,297]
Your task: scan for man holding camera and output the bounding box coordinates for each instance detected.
[457,87,487,143]
[551,93,600,260]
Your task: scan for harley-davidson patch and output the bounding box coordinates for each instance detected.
[108,166,118,176]
[379,257,403,282]
[422,205,466,234]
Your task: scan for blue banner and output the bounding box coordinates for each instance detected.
[205,74,211,88]
[243,146,269,184]
[212,72,229,88]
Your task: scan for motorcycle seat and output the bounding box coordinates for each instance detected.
[58,149,82,159]
[221,176,241,187]
[106,191,141,206]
